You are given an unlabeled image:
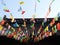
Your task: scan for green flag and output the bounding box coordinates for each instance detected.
[30,23,34,28]
[42,22,44,26]
[37,0,40,3]
[0,17,3,22]
[54,25,57,33]
[52,0,55,2]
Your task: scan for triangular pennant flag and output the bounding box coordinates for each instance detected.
[0,25,3,30]
[4,9,10,12]
[11,27,15,31]
[3,6,8,10]
[18,6,22,12]
[19,1,25,5]
[0,17,3,22]
[3,6,10,12]
[32,31,34,35]
[30,23,34,28]
[44,26,49,32]
[57,22,60,30]
[42,22,44,26]
[1,20,5,25]
[54,25,57,33]
[13,22,19,28]
[10,13,14,22]
[52,0,55,2]
[37,0,40,3]
[37,29,40,34]
[21,10,25,15]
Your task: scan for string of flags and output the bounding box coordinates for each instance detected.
[0,0,60,42]
[0,13,60,42]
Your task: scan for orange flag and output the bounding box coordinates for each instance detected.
[57,22,60,30]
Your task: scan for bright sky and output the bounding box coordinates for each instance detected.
[0,0,60,18]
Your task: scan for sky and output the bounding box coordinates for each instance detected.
[0,0,60,18]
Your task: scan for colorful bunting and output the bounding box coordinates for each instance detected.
[0,0,59,42]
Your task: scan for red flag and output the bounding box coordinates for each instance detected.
[4,9,10,12]
[1,20,5,25]
[21,11,25,15]
[57,22,60,30]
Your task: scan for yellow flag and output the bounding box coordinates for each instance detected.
[0,25,3,30]
[45,26,48,32]
[13,35,17,39]
[32,31,34,35]
[10,13,14,22]
[4,6,8,10]
[19,1,25,5]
